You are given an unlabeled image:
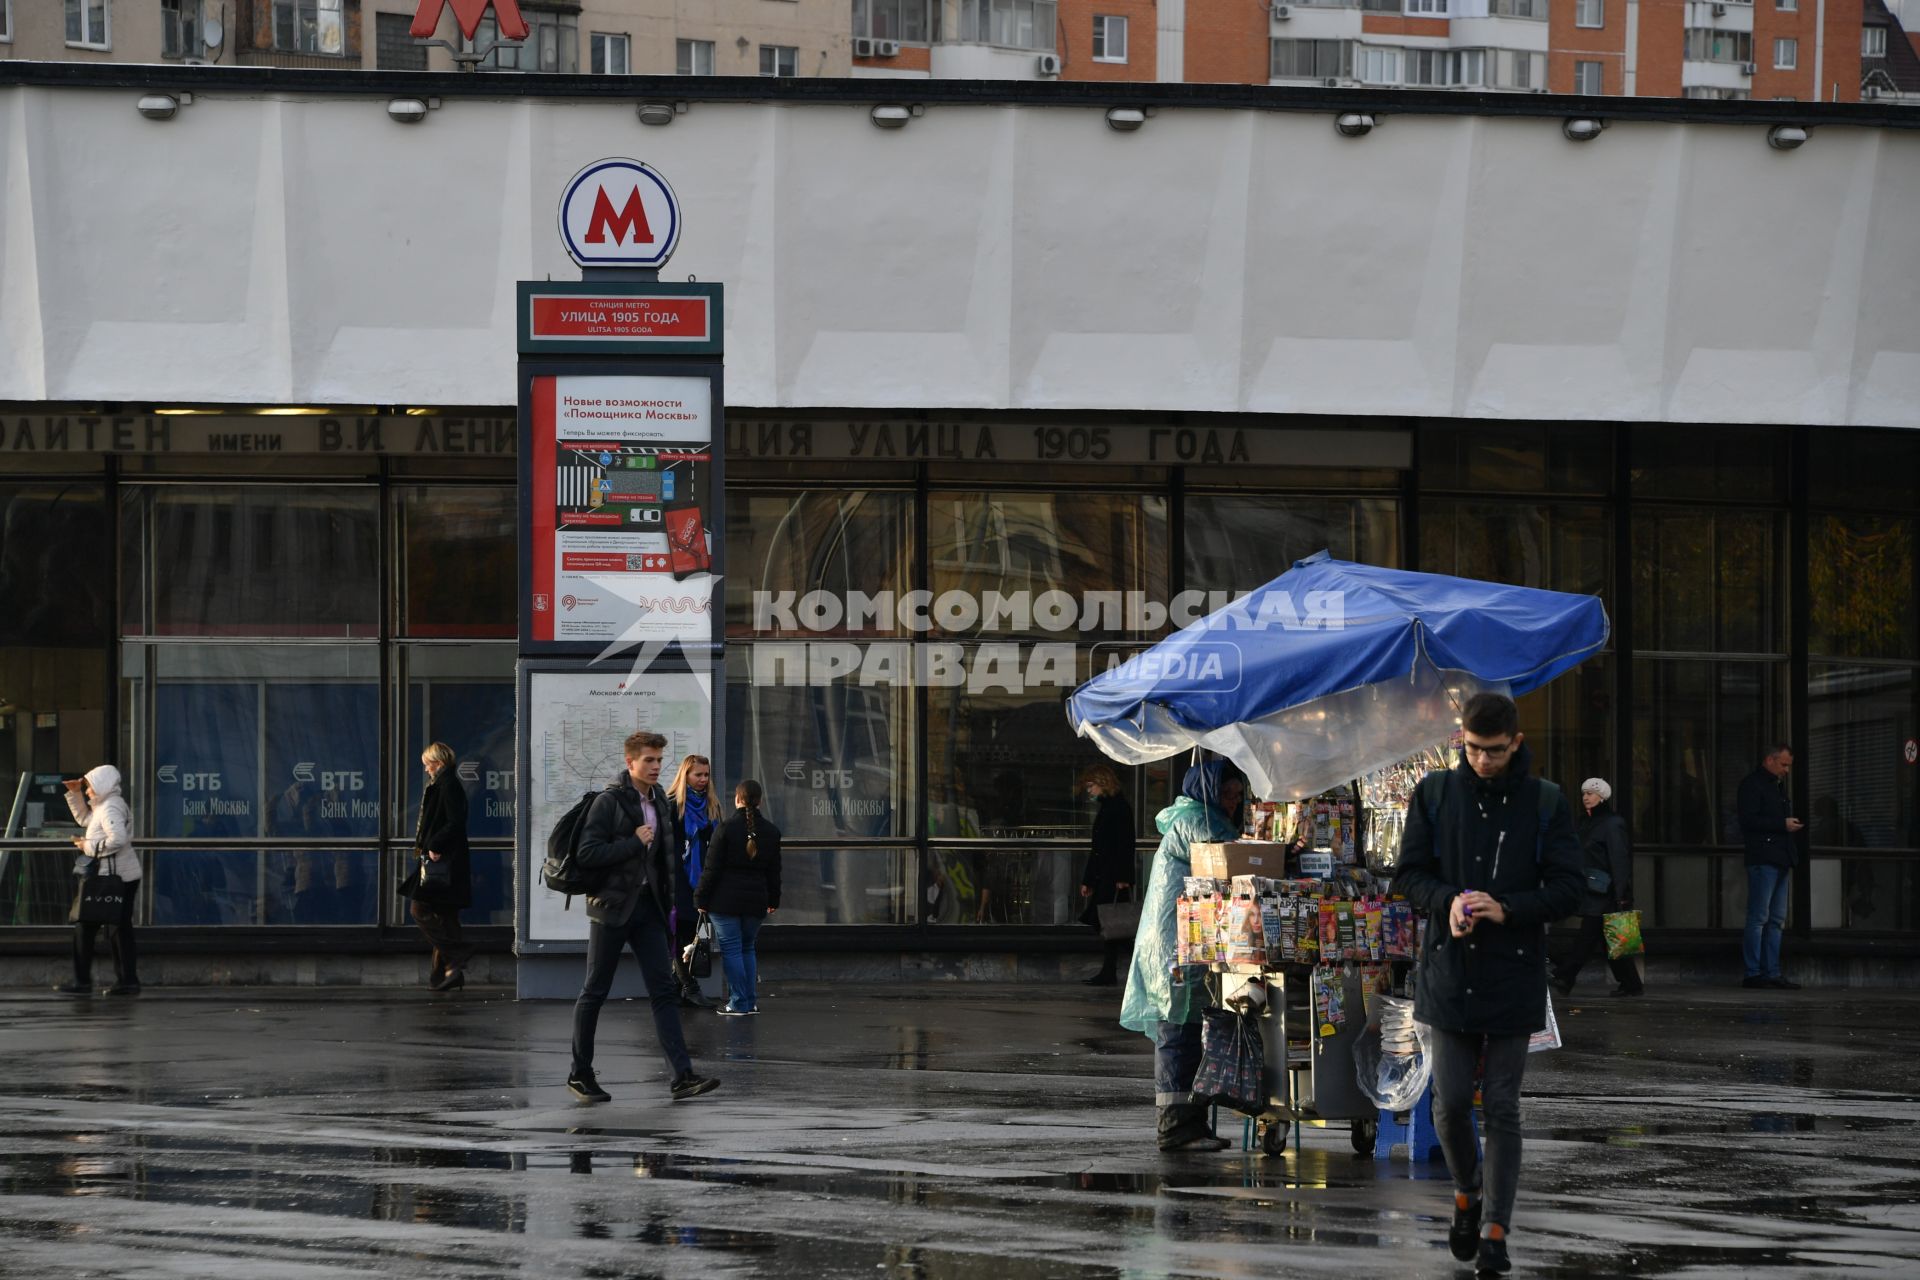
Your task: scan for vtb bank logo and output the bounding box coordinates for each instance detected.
[558,159,683,270]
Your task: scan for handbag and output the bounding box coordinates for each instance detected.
[1583,867,1612,894]
[1528,991,1563,1054]
[72,858,131,925]
[684,914,714,979]
[1096,888,1142,942]
[1603,909,1645,960]
[417,854,452,894]
[1193,1008,1267,1115]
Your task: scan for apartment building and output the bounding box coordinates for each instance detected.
[0,2,852,77]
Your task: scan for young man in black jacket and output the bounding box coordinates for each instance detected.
[566,730,720,1104]
[1394,693,1584,1277]
[1737,743,1804,990]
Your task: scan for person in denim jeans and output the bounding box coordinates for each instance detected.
[696,780,782,1015]
[1737,744,1804,990]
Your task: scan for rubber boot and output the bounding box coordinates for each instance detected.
[1157,1102,1229,1152]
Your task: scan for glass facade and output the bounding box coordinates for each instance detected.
[5,417,1919,950]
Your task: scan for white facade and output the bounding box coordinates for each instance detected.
[2,83,1919,426]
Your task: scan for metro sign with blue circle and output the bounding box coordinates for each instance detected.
[559,159,681,269]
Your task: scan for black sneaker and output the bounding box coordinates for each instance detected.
[1475,1230,1511,1276]
[1767,977,1802,990]
[103,983,142,996]
[1742,975,1771,989]
[1449,1192,1483,1261]
[52,980,92,995]
[669,1072,719,1101]
[567,1072,611,1103]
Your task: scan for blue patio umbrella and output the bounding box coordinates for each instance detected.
[1065,552,1610,800]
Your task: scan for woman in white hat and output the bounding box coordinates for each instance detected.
[1549,777,1642,998]
[59,765,141,995]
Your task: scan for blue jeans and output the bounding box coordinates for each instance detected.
[570,894,693,1080]
[1744,864,1791,979]
[709,912,764,1011]
[1153,1019,1204,1106]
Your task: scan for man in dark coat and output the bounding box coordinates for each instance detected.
[1393,693,1584,1278]
[566,731,720,1104]
[1738,742,1804,990]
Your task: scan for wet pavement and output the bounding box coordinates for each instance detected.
[1,979,1916,1279]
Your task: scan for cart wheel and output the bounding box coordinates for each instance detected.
[1262,1119,1290,1156]
[1350,1118,1378,1157]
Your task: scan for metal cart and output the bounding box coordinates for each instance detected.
[1220,965,1381,1156]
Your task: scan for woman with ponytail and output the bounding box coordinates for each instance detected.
[695,779,783,1016]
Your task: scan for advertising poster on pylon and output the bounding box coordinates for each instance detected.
[523,369,719,649]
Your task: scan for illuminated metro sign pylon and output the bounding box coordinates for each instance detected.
[411,0,529,41]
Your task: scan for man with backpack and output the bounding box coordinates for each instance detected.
[1393,693,1584,1277]
[566,730,720,1104]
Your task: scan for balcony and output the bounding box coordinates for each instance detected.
[235,49,363,70]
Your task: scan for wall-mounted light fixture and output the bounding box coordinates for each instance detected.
[1562,117,1604,142]
[637,102,686,127]
[1335,112,1374,138]
[1105,107,1147,132]
[870,104,922,129]
[388,97,437,124]
[1766,124,1808,151]
[136,93,185,121]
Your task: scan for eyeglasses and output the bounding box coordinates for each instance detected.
[1462,741,1513,759]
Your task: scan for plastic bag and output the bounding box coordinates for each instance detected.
[1355,995,1435,1111]
[1604,910,1644,960]
[1528,991,1562,1054]
[1193,1009,1267,1115]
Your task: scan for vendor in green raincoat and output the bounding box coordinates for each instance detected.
[1120,758,1248,1152]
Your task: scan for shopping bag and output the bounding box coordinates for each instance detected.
[1096,891,1142,942]
[683,914,714,979]
[1527,992,1562,1054]
[1193,1009,1267,1115]
[1603,909,1644,960]
[72,864,131,925]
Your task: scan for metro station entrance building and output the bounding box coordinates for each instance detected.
[1,67,1917,980]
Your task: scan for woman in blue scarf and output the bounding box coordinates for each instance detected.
[1120,758,1247,1151]
[667,755,719,1008]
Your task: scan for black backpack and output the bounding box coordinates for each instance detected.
[542,788,612,906]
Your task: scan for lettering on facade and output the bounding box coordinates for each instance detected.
[0,415,515,456]
[725,421,1277,467]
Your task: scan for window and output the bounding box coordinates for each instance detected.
[1405,0,1449,13]
[1509,49,1534,89]
[1863,26,1887,58]
[855,0,940,41]
[1776,0,1796,9]
[162,0,203,58]
[1773,37,1797,69]
[1683,29,1753,63]
[1487,0,1548,17]
[274,0,345,55]
[677,38,715,75]
[590,31,629,74]
[1271,38,1352,79]
[1575,0,1603,28]
[1403,47,1483,86]
[1092,14,1127,62]
[1356,44,1402,85]
[473,10,578,72]
[64,0,109,48]
[0,0,10,42]
[958,0,1058,51]
[1187,496,1400,597]
[759,43,798,75]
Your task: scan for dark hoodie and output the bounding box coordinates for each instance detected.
[1392,743,1584,1035]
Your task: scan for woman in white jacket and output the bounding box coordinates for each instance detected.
[59,764,141,995]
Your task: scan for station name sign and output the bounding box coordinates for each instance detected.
[518,281,722,357]
[724,420,1413,469]
[0,414,515,456]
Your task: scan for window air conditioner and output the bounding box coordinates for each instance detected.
[874,39,901,57]
[1740,61,1756,74]
[853,36,875,57]
[1324,76,1342,87]
[1037,52,1062,75]
[1712,2,1727,14]
[1273,4,1292,19]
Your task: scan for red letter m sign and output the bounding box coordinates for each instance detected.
[584,188,654,246]
[411,0,529,41]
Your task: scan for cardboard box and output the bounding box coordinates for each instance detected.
[1191,841,1288,880]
